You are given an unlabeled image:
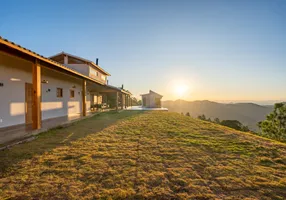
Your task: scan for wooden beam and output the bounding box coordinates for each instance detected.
[82,79,87,116]
[97,92,99,106]
[125,95,127,108]
[121,93,124,110]
[0,43,105,86]
[0,50,34,64]
[116,92,119,111]
[32,59,41,129]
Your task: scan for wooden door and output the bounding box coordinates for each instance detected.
[25,83,33,124]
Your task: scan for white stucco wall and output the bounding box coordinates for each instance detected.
[65,64,89,76]
[41,67,89,120]
[142,93,162,108]
[0,52,32,128]
[89,66,107,84]
[0,52,90,128]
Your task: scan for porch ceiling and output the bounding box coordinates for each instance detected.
[87,81,120,93]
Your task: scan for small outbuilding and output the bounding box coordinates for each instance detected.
[141,90,163,108]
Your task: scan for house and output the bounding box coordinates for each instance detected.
[0,36,132,143]
[48,52,112,108]
[141,90,163,108]
[49,52,110,85]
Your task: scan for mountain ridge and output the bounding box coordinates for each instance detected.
[162,100,274,131]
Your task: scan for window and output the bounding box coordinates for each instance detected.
[70,90,75,98]
[57,88,63,98]
[101,75,106,80]
[90,68,98,77]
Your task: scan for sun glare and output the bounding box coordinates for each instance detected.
[174,83,189,97]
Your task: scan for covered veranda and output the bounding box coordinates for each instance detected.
[87,81,132,112]
[0,36,132,145]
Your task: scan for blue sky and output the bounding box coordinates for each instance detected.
[1,0,286,103]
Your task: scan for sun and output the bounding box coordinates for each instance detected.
[174,83,189,97]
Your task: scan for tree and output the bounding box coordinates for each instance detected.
[131,97,141,106]
[185,112,190,117]
[258,103,286,141]
[241,125,250,132]
[214,117,220,124]
[198,114,206,121]
[220,120,243,131]
[197,114,250,133]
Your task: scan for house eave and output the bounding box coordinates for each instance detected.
[49,52,111,76]
[0,36,105,86]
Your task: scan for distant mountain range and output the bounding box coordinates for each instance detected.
[162,100,275,131]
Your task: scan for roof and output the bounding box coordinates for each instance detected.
[0,36,106,85]
[0,36,131,95]
[141,90,163,97]
[49,52,111,76]
[122,89,132,95]
[106,84,132,95]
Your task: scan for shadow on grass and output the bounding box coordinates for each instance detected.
[0,110,144,176]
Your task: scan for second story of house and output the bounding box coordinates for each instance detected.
[49,52,110,84]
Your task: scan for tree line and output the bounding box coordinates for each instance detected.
[195,113,250,132]
[182,102,286,143]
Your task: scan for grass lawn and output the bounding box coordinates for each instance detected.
[0,111,286,199]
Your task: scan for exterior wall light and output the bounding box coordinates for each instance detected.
[42,80,48,84]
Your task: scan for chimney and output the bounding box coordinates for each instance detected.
[96,58,99,65]
[122,84,124,89]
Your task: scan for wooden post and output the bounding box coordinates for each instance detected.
[130,96,132,107]
[116,92,119,111]
[32,59,41,129]
[121,93,124,110]
[125,95,127,108]
[82,79,86,116]
[97,92,99,105]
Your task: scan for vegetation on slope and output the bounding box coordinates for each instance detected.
[0,111,286,199]
[196,114,250,132]
[258,103,286,142]
[162,100,273,131]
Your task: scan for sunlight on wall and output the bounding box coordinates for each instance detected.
[68,102,80,114]
[41,102,63,111]
[10,103,25,116]
[10,78,21,81]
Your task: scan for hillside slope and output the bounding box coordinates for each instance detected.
[0,111,286,199]
[162,100,273,131]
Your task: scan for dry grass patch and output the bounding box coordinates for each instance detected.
[0,111,286,199]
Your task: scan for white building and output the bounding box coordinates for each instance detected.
[141,90,163,108]
[0,36,132,143]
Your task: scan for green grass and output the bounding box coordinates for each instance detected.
[0,111,286,199]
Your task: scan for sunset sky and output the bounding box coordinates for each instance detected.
[1,0,286,103]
